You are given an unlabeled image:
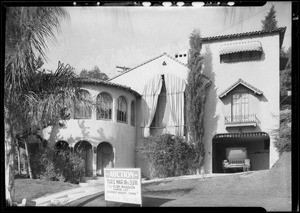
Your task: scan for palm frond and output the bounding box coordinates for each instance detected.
[5,7,69,96]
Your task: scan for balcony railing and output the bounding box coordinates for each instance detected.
[225,114,259,128]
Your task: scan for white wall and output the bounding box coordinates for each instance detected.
[110,54,189,94]
[110,54,189,177]
[42,84,138,168]
[201,34,280,173]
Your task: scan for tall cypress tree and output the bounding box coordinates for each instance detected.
[186,30,210,169]
[261,5,278,31]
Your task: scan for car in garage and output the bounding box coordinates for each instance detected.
[222,147,251,173]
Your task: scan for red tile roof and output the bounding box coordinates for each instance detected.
[202,27,286,47]
[77,78,141,97]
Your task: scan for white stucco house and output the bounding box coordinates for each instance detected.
[42,27,286,177]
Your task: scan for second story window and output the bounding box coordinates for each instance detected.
[75,90,92,119]
[96,92,112,120]
[220,51,262,63]
[117,96,127,123]
[232,93,249,122]
[131,101,135,126]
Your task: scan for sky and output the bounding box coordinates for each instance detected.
[42,2,292,78]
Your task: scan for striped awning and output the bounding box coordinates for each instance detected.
[220,41,262,55]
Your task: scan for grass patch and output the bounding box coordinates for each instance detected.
[14,178,80,204]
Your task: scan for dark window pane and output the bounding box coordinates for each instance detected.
[117,96,127,123]
[97,92,112,120]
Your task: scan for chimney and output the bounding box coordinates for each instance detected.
[174,51,188,64]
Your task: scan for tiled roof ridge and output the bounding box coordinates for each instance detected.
[202,27,286,43]
[219,78,263,98]
[77,77,141,97]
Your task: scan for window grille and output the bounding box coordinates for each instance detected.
[97,92,112,120]
[117,96,127,123]
[74,90,92,119]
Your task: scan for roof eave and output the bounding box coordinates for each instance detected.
[202,27,287,44]
[219,80,263,99]
[78,78,141,97]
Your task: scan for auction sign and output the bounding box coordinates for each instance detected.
[104,168,142,205]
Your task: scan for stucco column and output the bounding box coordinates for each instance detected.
[112,97,117,122]
[93,146,97,177]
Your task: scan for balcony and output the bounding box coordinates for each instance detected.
[225,114,259,128]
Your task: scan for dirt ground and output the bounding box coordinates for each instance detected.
[67,152,291,211]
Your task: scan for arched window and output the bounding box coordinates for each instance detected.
[117,96,127,123]
[55,140,69,151]
[131,101,135,126]
[96,92,112,120]
[74,90,92,119]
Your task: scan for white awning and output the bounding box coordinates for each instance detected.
[220,41,262,55]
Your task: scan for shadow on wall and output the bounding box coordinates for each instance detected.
[67,120,92,145]
[48,121,67,145]
[48,119,93,146]
[202,44,219,172]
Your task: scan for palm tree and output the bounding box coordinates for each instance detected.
[4,7,87,205]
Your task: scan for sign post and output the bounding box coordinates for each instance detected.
[104,168,142,206]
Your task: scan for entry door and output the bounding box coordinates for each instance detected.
[97,143,114,176]
[75,142,93,177]
[232,93,249,122]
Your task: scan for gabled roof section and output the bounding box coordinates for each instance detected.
[108,52,187,81]
[219,79,263,98]
[202,27,286,48]
[77,77,141,97]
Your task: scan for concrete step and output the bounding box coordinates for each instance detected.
[79,177,104,187]
[81,176,97,181]
[79,183,89,187]
[85,179,103,185]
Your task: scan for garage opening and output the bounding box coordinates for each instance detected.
[212,132,270,173]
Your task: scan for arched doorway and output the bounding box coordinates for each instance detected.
[97,142,114,176]
[74,141,93,177]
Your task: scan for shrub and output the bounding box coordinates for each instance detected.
[31,145,84,183]
[273,109,291,155]
[136,134,198,179]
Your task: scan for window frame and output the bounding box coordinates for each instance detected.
[220,51,262,63]
[231,92,249,122]
[74,89,92,119]
[96,92,113,120]
[117,96,127,123]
